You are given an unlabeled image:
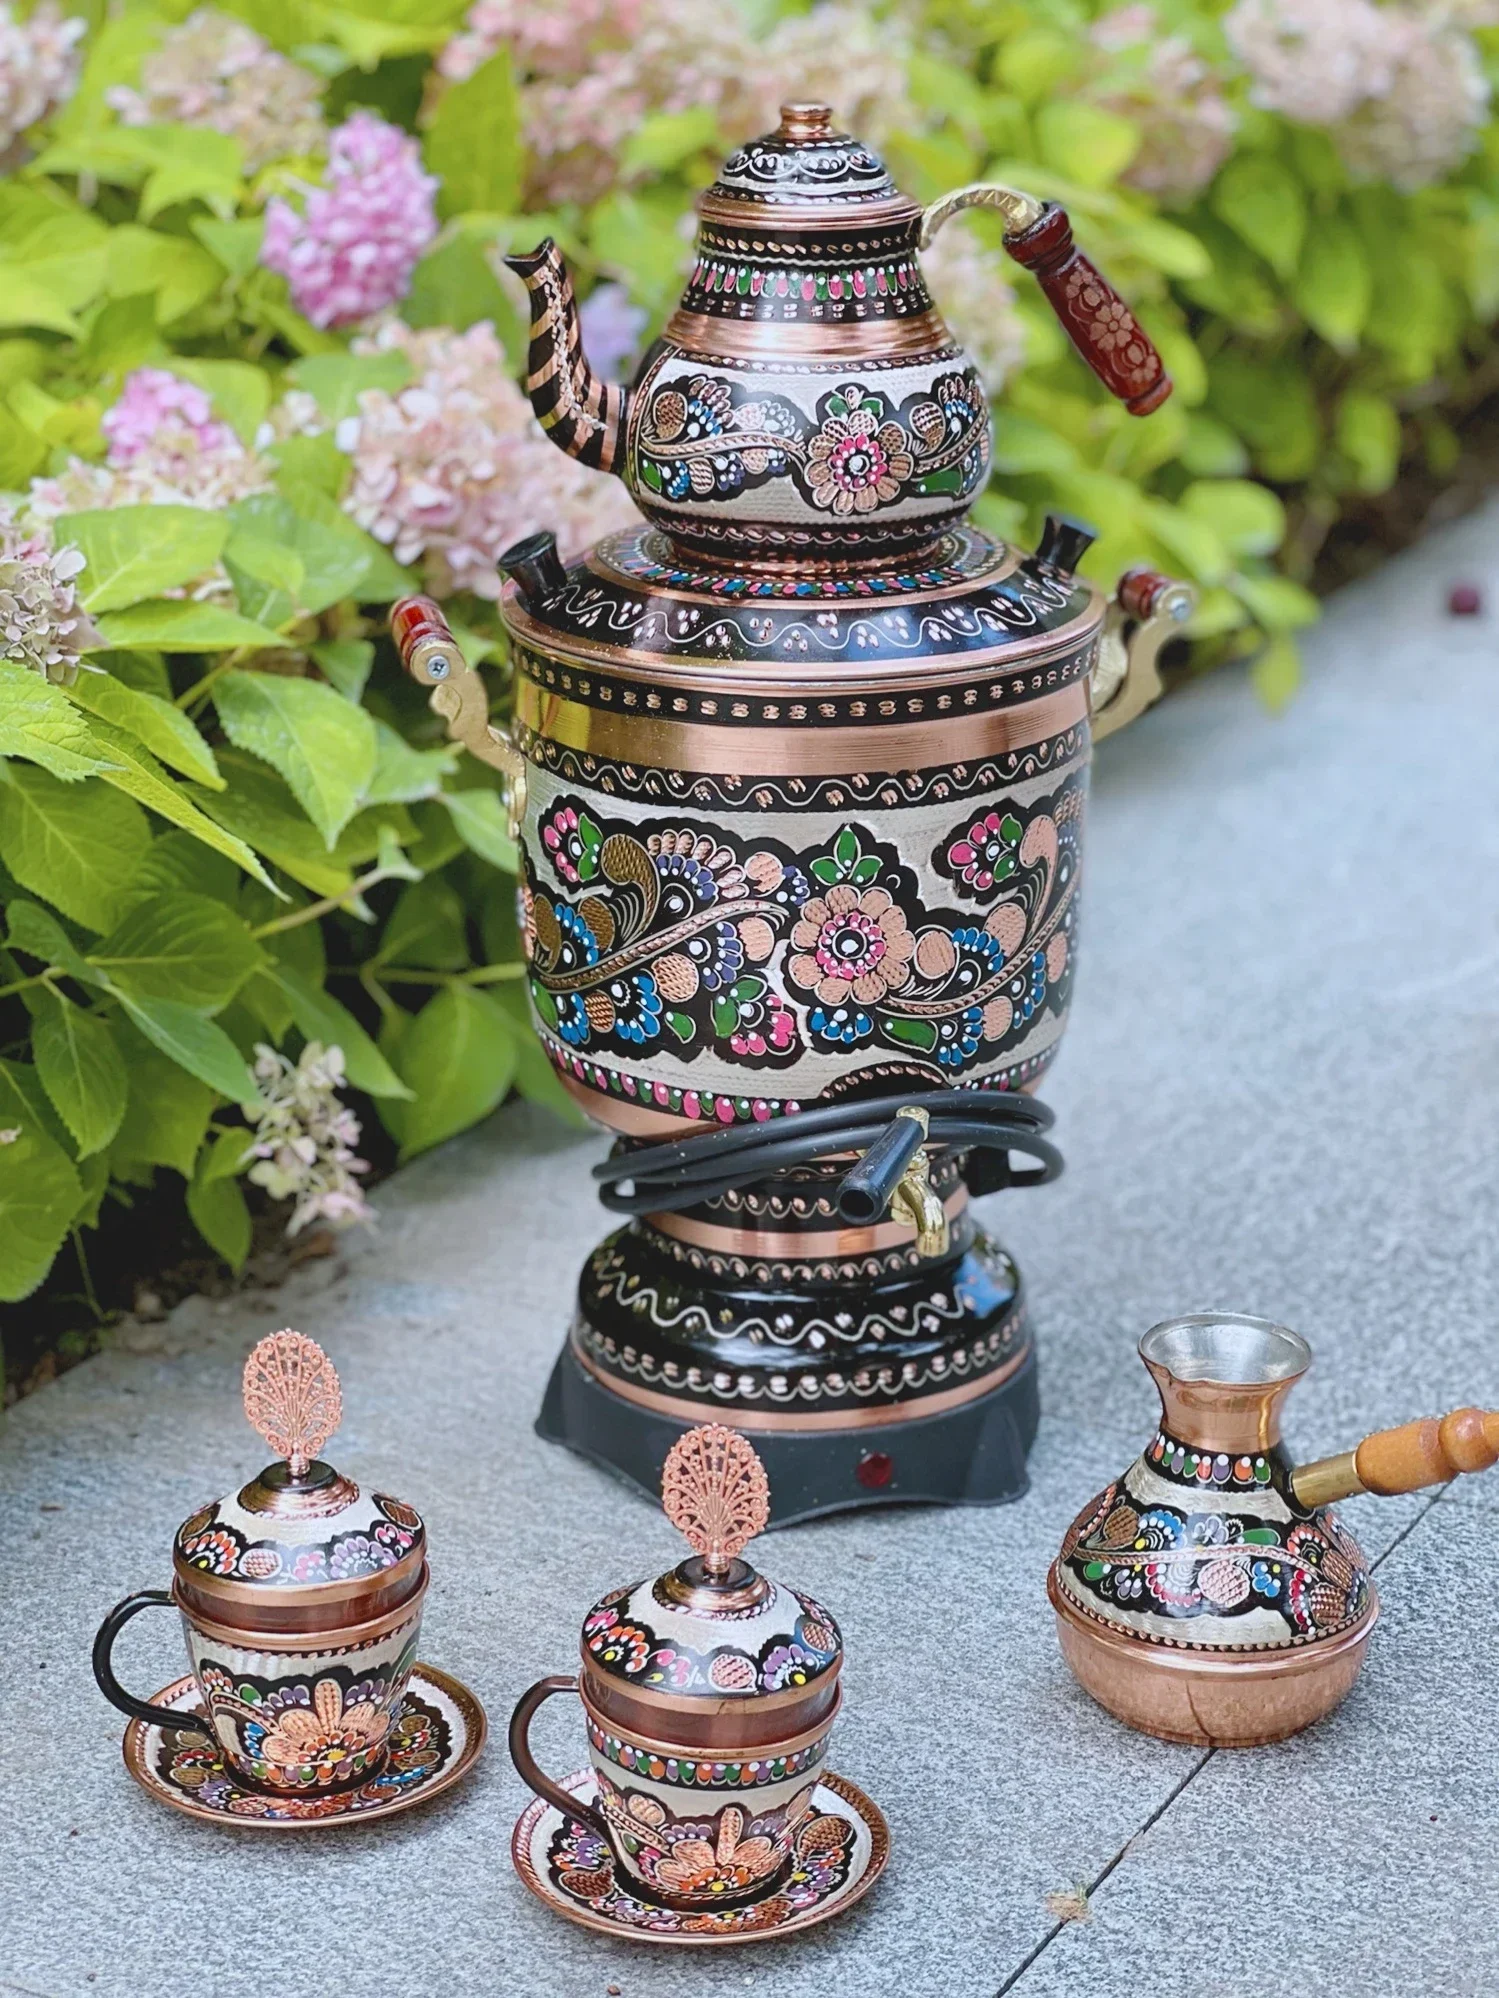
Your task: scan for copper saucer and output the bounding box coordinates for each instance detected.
[511,1767,889,1945]
[122,1662,486,1827]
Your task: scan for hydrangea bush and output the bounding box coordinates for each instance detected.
[1,0,1497,1346]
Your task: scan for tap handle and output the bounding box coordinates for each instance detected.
[1293,1406,1499,1507]
[1000,202,1170,416]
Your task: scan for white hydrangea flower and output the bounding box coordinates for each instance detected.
[247,1042,374,1237]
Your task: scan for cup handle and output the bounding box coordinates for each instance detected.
[91,1589,212,1741]
[508,1674,611,1841]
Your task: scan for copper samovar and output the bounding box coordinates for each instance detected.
[393,104,1190,1521]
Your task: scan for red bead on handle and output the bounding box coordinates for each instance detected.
[1002,203,1171,416]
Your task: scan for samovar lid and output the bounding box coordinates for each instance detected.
[699,102,920,230]
[579,1426,842,1713]
[171,1329,425,1625]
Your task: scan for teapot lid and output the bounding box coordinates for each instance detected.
[580,1426,841,1704]
[698,102,920,231]
[172,1330,425,1618]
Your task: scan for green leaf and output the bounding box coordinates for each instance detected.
[287,350,413,424]
[1336,390,1402,495]
[377,877,469,969]
[31,991,128,1158]
[1178,481,1287,560]
[1293,213,1372,353]
[114,994,259,1104]
[199,1125,254,1181]
[665,1009,693,1042]
[1034,101,1139,189]
[79,722,274,890]
[364,721,456,805]
[187,1164,252,1269]
[111,1034,217,1178]
[405,223,525,349]
[90,893,263,1009]
[311,638,374,702]
[228,492,371,614]
[0,1121,83,1301]
[388,983,515,1158]
[129,831,241,906]
[832,826,860,869]
[1211,153,1306,280]
[224,532,303,633]
[0,270,80,336]
[56,506,231,615]
[711,994,737,1038]
[258,961,412,1098]
[808,856,840,886]
[441,787,517,870]
[0,664,125,781]
[0,766,150,930]
[105,225,225,326]
[191,215,266,283]
[65,671,222,788]
[187,756,354,897]
[1234,574,1320,632]
[1251,632,1301,711]
[5,899,99,984]
[213,670,378,846]
[619,106,720,176]
[425,49,522,219]
[92,600,289,652]
[848,855,881,886]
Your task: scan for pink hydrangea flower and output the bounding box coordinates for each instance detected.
[0,0,85,156]
[261,110,438,329]
[101,368,239,465]
[106,7,325,172]
[341,319,640,599]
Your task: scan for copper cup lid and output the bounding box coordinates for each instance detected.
[580,1426,841,1707]
[172,1330,425,1613]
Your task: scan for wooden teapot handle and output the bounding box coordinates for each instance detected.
[1292,1407,1499,1507]
[922,188,1171,415]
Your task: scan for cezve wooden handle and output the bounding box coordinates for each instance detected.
[1293,1406,1499,1507]
[1355,1406,1499,1495]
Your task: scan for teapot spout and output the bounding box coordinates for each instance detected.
[505,238,630,475]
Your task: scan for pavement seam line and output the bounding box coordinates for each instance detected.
[991,1485,1451,1995]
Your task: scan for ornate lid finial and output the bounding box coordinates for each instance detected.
[662,1424,770,1572]
[777,102,835,141]
[242,1329,342,1479]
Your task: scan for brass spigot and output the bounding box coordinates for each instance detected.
[886,1107,950,1260]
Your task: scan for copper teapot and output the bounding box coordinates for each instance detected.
[1051,1314,1499,1747]
[505,101,1169,567]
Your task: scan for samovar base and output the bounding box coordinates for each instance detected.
[536,1236,1040,1527]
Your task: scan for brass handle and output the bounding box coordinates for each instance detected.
[389,596,528,837]
[1090,567,1193,742]
[920,182,1047,246]
[1292,1407,1499,1508]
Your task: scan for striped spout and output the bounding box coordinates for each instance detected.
[504,238,630,476]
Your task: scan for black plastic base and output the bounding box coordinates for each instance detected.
[535,1341,1040,1528]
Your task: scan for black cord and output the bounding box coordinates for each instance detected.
[592,1091,1063,1219]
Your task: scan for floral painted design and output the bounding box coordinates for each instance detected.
[805,387,914,515]
[200,1643,419,1789]
[155,1690,448,1820]
[945,810,1022,894]
[633,370,988,515]
[1061,1459,1373,1643]
[174,1491,422,1587]
[540,800,602,885]
[546,1801,857,1935]
[525,789,1082,1076]
[581,1588,841,1697]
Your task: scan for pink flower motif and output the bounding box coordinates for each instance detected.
[946,811,1021,894]
[102,368,238,465]
[729,994,798,1058]
[261,110,438,329]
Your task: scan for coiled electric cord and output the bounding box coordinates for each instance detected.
[592,1091,1062,1220]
